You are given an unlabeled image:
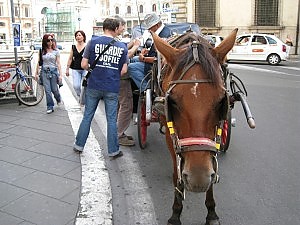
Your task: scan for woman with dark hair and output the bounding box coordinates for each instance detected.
[66,30,87,100]
[35,33,63,114]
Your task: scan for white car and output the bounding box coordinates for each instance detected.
[227,33,288,65]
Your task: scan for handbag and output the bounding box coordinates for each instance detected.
[82,38,116,87]
[38,49,43,85]
[38,73,43,85]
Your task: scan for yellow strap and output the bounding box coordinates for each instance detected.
[217,128,222,136]
[216,143,220,150]
[167,121,175,134]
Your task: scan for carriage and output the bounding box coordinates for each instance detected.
[132,23,255,150]
[129,23,255,225]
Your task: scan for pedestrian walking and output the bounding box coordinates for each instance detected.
[73,17,128,158]
[35,33,63,114]
[66,30,87,100]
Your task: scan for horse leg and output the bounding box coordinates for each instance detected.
[167,182,184,225]
[205,185,220,225]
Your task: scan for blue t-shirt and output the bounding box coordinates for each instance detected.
[83,35,128,93]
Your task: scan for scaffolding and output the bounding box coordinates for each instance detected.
[45,7,76,42]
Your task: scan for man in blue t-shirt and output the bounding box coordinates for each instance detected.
[74,17,128,158]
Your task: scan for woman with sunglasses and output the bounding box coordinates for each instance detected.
[35,33,63,114]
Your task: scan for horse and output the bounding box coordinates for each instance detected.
[150,28,238,225]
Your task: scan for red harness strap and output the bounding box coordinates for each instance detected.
[178,137,216,148]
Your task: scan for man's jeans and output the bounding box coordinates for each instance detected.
[74,88,120,156]
[72,69,87,97]
[128,56,148,91]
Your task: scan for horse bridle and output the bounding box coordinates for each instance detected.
[162,41,222,196]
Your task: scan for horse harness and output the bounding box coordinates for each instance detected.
[156,41,225,198]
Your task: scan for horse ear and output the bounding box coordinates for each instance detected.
[211,28,238,64]
[150,31,183,68]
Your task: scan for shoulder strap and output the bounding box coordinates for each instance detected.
[39,49,43,66]
[89,38,116,70]
[85,38,116,79]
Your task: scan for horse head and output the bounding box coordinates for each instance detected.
[151,29,237,193]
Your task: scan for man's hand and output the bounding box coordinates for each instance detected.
[140,48,149,55]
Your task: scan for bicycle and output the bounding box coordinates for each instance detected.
[0,58,44,106]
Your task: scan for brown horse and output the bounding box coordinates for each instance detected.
[150,28,238,225]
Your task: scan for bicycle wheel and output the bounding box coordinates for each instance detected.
[137,94,149,149]
[15,76,44,106]
[221,109,232,152]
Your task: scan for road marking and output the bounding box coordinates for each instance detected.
[60,78,113,225]
[95,101,159,225]
[228,64,300,77]
[61,77,158,225]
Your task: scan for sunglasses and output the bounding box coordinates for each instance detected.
[47,39,53,42]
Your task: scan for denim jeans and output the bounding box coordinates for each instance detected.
[72,69,87,97]
[128,56,149,91]
[74,88,120,156]
[42,70,61,110]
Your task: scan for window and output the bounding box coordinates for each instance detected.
[254,0,279,26]
[266,36,277,44]
[24,23,31,28]
[14,6,20,17]
[127,6,131,14]
[24,6,30,17]
[139,5,143,13]
[152,4,156,12]
[252,35,267,45]
[0,4,4,16]
[195,0,216,27]
[115,6,119,15]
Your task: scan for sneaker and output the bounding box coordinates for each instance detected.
[133,117,138,125]
[125,135,134,140]
[57,100,64,106]
[46,109,54,114]
[121,133,134,140]
[119,136,135,146]
[73,147,83,153]
[110,151,123,159]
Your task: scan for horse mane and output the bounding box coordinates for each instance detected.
[170,32,221,85]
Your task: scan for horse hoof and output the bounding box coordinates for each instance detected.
[206,219,220,225]
[167,218,182,225]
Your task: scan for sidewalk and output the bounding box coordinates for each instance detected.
[0,96,81,225]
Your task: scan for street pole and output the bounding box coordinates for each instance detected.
[10,0,15,23]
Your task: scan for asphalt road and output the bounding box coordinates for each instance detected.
[57,50,300,225]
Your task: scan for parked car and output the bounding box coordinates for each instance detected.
[226,33,288,65]
[30,38,63,50]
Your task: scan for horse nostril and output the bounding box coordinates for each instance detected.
[211,172,216,180]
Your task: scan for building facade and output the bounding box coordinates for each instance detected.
[0,0,34,44]
[0,0,299,54]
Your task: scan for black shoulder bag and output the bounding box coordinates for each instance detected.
[82,38,116,87]
[38,49,43,85]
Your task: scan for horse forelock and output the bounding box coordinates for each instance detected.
[171,33,221,85]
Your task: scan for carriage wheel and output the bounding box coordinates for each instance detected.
[137,95,149,149]
[221,109,232,152]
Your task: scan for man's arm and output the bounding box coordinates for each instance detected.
[81,58,89,71]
